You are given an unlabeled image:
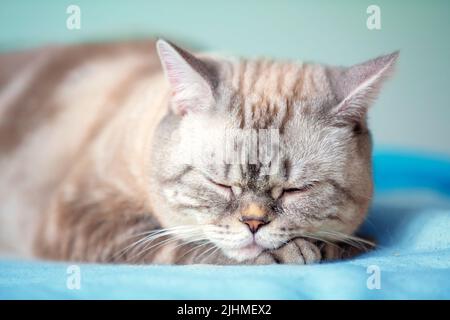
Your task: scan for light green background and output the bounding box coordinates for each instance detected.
[1,0,449,155]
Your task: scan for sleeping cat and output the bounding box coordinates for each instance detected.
[0,39,397,264]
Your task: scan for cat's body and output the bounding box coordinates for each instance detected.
[0,40,397,264]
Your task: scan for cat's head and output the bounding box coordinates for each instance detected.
[150,40,397,261]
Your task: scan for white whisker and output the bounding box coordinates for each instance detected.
[115,224,210,261]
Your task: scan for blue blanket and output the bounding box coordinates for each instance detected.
[1,150,450,299]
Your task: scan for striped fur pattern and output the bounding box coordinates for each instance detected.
[0,39,397,264]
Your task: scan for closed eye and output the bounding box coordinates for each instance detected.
[206,177,233,192]
[211,180,232,190]
[282,183,315,195]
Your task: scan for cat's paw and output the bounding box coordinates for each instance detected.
[253,238,321,265]
[319,241,372,261]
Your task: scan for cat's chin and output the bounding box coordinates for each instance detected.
[222,243,265,262]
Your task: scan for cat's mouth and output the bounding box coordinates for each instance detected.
[222,240,265,261]
[240,242,264,254]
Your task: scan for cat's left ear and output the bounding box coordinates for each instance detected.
[327,51,399,124]
[156,39,218,116]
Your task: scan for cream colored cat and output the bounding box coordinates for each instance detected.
[0,39,397,264]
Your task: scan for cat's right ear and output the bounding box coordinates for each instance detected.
[156,39,218,116]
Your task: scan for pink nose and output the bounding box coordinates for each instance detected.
[241,218,268,233]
